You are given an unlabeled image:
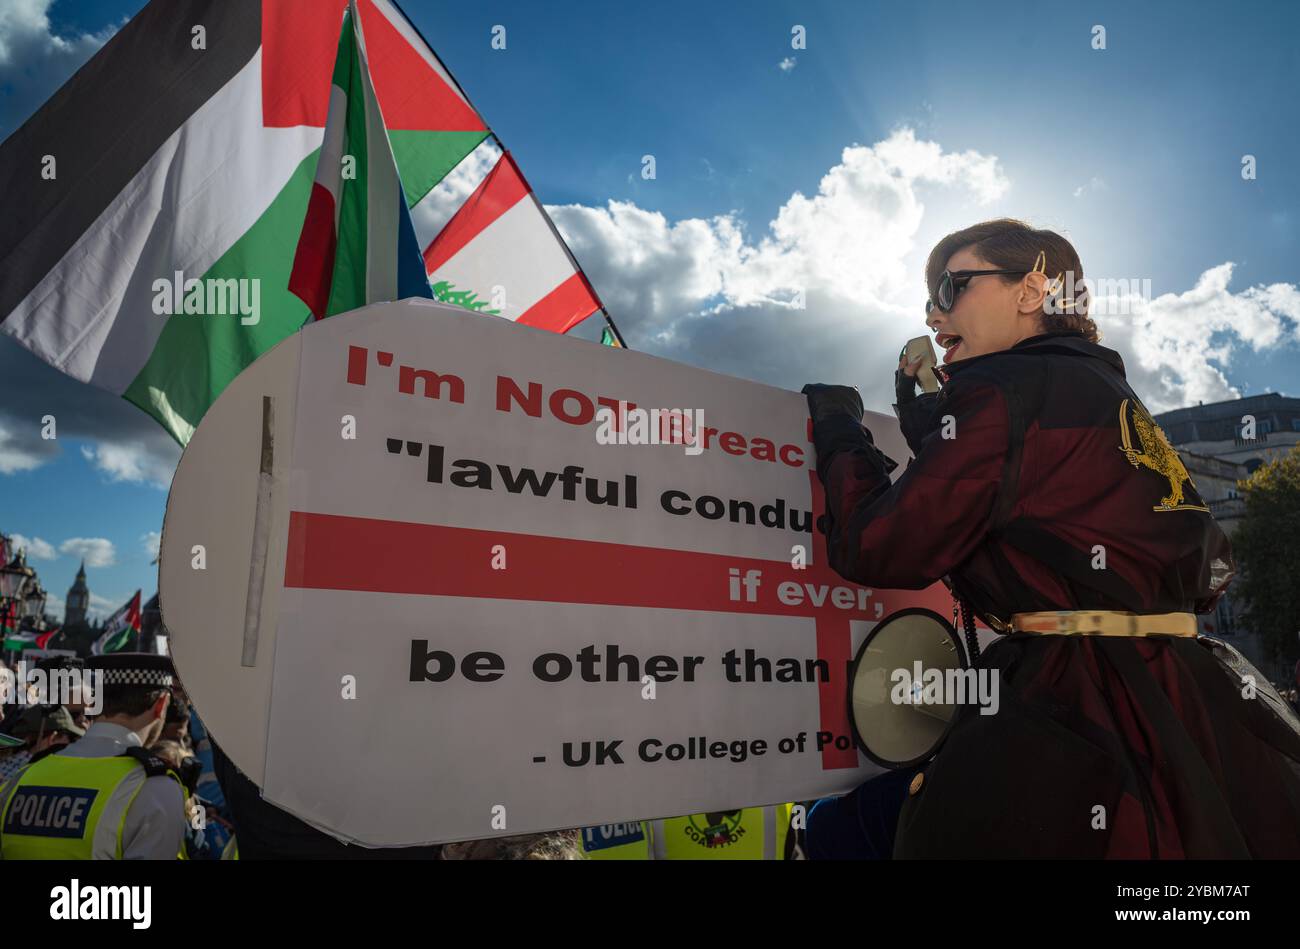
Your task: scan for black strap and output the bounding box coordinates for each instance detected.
[120,746,180,783]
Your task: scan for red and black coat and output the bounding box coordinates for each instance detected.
[810,331,1300,858]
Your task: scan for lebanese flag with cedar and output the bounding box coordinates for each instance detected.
[420,149,601,331]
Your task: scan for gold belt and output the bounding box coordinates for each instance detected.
[1007,610,1198,637]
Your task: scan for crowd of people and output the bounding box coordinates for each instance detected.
[6,644,1297,862]
[0,653,814,860]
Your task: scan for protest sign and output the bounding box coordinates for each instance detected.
[161,298,951,845]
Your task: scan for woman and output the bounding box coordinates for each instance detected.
[803,218,1300,858]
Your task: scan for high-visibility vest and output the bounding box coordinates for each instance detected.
[580,820,653,859]
[582,805,793,860]
[0,751,186,860]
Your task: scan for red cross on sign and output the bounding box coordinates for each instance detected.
[283,463,953,771]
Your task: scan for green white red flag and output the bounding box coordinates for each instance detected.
[1,631,38,653]
[289,3,433,319]
[91,591,143,656]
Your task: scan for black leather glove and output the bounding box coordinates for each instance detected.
[802,383,896,486]
[801,383,864,423]
[895,363,919,405]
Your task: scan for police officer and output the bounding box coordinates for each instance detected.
[581,804,797,860]
[0,653,189,859]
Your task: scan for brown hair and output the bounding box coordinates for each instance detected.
[925,218,1099,342]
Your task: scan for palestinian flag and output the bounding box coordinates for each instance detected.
[0,0,603,445]
[91,591,143,656]
[2,631,37,653]
[289,4,432,319]
[35,628,61,650]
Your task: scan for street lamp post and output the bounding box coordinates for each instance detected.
[1,550,35,656]
[0,552,29,601]
[23,582,48,627]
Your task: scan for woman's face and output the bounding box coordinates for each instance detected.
[926,245,1046,364]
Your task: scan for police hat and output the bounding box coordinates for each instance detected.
[85,653,175,689]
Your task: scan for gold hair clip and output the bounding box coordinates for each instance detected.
[1041,250,1079,311]
[1035,250,1083,311]
[1051,272,1088,310]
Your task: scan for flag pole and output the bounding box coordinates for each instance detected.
[384,0,631,349]
[599,307,628,348]
[487,134,632,349]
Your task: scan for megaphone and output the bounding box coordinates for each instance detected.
[847,608,968,769]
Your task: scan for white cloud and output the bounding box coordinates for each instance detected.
[1073,177,1107,198]
[546,127,1297,417]
[0,422,54,473]
[1091,263,1300,412]
[553,128,1008,331]
[58,537,115,568]
[0,0,106,63]
[141,531,161,559]
[8,533,56,560]
[79,441,174,488]
[778,57,796,72]
[411,139,503,244]
[547,127,1011,410]
[0,0,119,134]
[87,591,130,619]
[0,337,182,484]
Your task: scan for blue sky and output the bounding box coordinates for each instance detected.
[2,0,1298,616]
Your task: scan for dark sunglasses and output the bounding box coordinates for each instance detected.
[926,269,1029,315]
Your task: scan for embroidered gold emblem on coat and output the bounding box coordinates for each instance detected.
[1117,398,1208,512]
